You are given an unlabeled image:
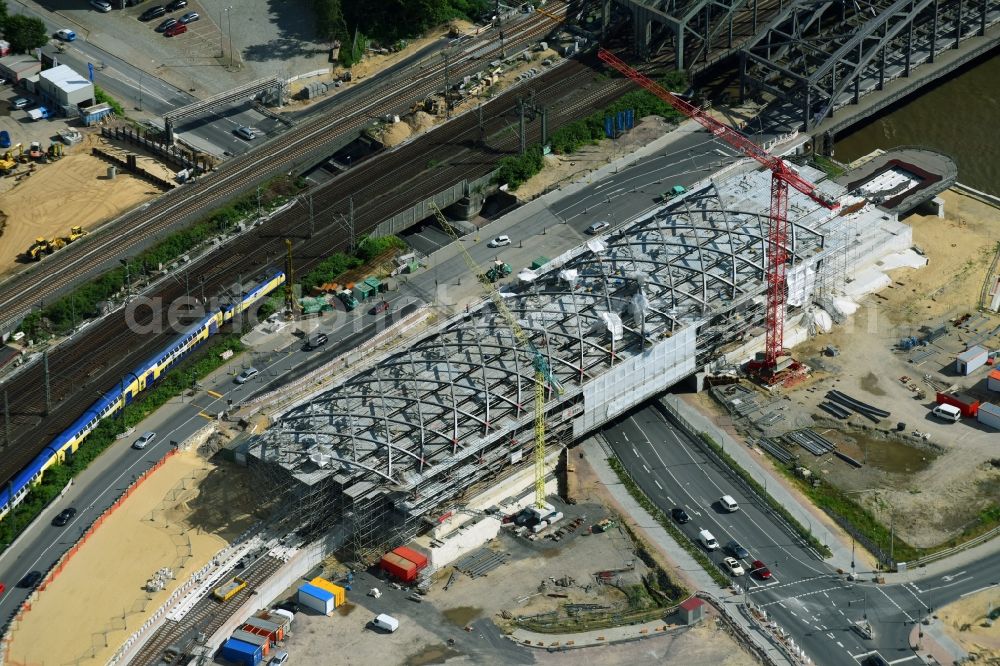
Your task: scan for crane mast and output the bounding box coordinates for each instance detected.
[596,49,839,373]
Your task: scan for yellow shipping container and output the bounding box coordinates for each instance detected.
[310,577,346,607]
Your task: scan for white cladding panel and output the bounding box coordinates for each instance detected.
[574,325,697,437]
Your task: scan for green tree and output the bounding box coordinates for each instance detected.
[312,0,348,44]
[2,14,49,53]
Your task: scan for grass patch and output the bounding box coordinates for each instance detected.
[0,335,244,553]
[606,456,732,588]
[18,176,305,339]
[811,155,846,179]
[696,433,833,559]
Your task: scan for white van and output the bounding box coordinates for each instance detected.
[720,495,739,512]
[698,529,719,550]
[373,613,399,633]
[932,404,961,422]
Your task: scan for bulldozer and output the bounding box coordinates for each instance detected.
[24,237,53,261]
[66,226,87,242]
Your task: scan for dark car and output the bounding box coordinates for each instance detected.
[155,17,178,32]
[140,5,167,21]
[305,332,328,350]
[52,507,77,527]
[750,559,772,580]
[725,540,750,559]
[17,571,42,588]
[165,0,187,10]
[671,507,690,524]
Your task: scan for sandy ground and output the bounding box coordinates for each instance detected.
[515,117,677,201]
[938,586,1000,661]
[375,47,563,149]
[6,448,259,666]
[0,131,174,277]
[783,189,1000,547]
[287,19,477,111]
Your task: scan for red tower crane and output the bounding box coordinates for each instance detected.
[597,48,840,376]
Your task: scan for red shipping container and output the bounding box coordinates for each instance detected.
[936,392,980,418]
[392,545,428,571]
[380,552,417,582]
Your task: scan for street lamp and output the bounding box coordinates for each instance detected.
[225,6,234,67]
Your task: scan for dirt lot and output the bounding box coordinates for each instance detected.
[277,453,756,666]
[938,586,1000,662]
[0,130,175,277]
[6,448,259,665]
[699,188,1000,548]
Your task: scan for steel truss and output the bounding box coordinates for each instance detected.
[247,182,830,556]
[740,0,1000,129]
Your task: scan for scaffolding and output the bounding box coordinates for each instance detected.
[244,167,909,559]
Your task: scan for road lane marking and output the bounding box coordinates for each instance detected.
[642,464,650,474]
[889,657,919,664]
[206,390,223,398]
[198,411,213,420]
[654,480,663,490]
[961,583,998,598]
[874,586,914,622]
[836,641,844,648]
[666,496,675,504]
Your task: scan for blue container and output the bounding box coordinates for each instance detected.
[219,637,262,666]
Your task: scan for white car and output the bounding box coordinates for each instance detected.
[723,557,745,577]
[487,235,511,248]
[90,0,112,12]
[235,367,259,384]
[55,29,77,42]
[132,431,157,450]
[586,220,610,234]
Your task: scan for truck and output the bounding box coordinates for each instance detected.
[658,185,686,202]
[373,613,399,633]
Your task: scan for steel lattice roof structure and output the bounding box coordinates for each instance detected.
[246,163,908,554]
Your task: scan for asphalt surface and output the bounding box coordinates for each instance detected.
[604,403,1000,665]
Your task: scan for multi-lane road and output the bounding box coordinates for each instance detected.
[605,403,999,665]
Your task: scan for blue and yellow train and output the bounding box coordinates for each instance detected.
[0,270,286,520]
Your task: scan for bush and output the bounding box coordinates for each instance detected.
[493,145,545,190]
[0,335,244,552]
[357,235,405,261]
[607,456,732,588]
[94,86,125,117]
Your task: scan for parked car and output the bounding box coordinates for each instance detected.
[371,300,391,315]
[235,126,256,140]
[725,540,750,559]
[52,507,77,527]
[11,97,30,110]
[268,651,289,666]
[179,11,200,23]
[155,18,178,32]
[55,29,77,42]
[90,0,112,11]
[165,0,188,10]
[235,367,259,384]
[132,431,157,450]
[276,599,300,614]
[586,220,610,234]
[487,235,511,248]
[140,5,167,21]
[164,22,187,36]
[723,557,745,576]
[0,583,5,595]
[0,131,9,149]
[670,507,690,524]
[750,559,772,580]
[17,571,42,589]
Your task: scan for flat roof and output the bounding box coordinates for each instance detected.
[39,64,92,94]
[958,346,988,361]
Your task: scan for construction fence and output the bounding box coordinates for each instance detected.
[0,447,181,665]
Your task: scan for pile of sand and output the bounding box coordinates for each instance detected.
[6,449,257,666]
[939,587,1000,661]
[380,120,413,147]
[408,111,437,133]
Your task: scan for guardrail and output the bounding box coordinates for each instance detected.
[903,523,1000,570]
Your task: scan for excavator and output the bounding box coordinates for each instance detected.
[0,143,22,173]
[22,226,88,261]
[28,141,43,160]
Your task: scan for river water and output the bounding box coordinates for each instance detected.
[834,51,1000,196]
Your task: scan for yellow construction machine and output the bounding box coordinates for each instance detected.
[24,238,53,261]
[0,143,22,173]
[67,226,87,242]
[22,227,87,261]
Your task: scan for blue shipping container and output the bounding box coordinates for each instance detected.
[219,637,263,666]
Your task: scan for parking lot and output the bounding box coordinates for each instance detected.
[0,88,79,153]
[35,0,329,96]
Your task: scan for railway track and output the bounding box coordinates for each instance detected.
[129,556,285,666]
[0,6,567,333]
[0,49,628,487]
